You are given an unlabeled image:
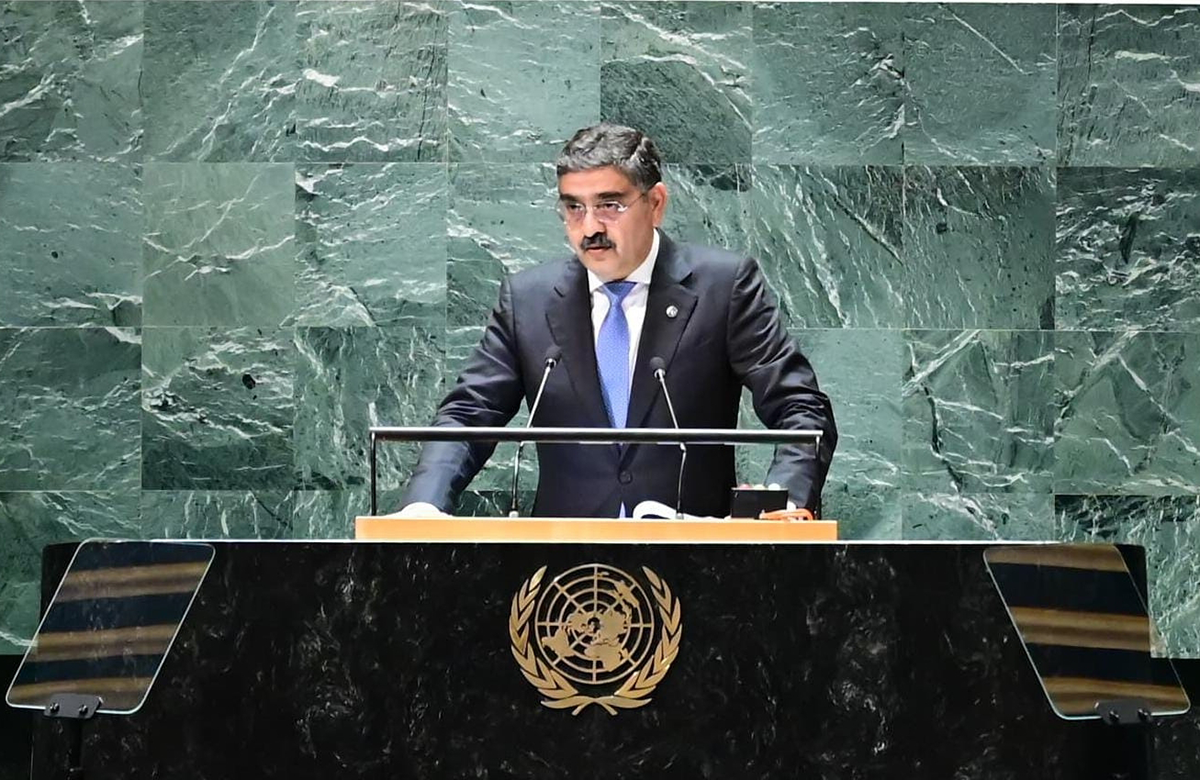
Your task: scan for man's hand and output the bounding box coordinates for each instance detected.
[384,502,451,518]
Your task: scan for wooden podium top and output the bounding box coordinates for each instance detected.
[355,516,838,543]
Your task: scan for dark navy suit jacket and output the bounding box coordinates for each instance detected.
[401,233,837,517]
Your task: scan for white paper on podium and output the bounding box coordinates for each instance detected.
[631,500,714,520]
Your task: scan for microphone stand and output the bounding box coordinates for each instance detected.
[510,352,559,517]
[651,360,686,520]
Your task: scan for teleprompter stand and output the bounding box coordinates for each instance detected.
[985,545,1191,780]
[43,694,102,780]
[5,541,215,780]
[1093,698,1161,780]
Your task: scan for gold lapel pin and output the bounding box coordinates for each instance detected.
[665,305,679,319]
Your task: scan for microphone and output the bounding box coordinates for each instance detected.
[510,346,562,517]
[649,356,686,520]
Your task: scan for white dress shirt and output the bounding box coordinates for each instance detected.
[585,229,660,386]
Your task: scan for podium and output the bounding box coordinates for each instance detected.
[22,538,1200,780]
[355,515,839,542]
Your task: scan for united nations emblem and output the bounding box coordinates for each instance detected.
[509,564,682,715]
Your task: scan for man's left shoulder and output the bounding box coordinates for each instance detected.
[671,239,750,283]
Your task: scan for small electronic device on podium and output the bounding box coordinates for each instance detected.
[6,540,215,780]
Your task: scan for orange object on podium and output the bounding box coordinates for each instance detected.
[355,516,837,543]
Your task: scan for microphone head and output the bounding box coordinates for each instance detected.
[649,356,666,374]
[544,345,563,367]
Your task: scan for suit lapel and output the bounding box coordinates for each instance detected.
[545,260,611,429]
[625,235,698,434]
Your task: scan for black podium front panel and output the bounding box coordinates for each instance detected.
[29,543,1200,779]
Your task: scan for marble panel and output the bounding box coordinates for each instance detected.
[806,328,903,489]
[659,163,749,257]
[295,1,448,162]
[293,326,445,492]
[903,166,1055,329]
[601,1,752,163]
[1055,331,1200,494]
[143,163,295,327]
[448,1,600,162]
[446,162,563,328]
[746,165,904,328]
[295,163,447,327]
[0,163,141,326]
[0,328,140,491]
[1056,167,1200,332]
[140,490,293,540]
[142,327,294,490]
[1059,5,1200,167]
[823,485,903,540]
[902,491,1055,540]
[904,329,1055,494]
[142,1,295,162]
[291,488,380,539]
[752,2,904,164]
[904,3,1056,164]
[0,1,142,162]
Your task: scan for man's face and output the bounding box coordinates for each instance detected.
[558,166,667,281]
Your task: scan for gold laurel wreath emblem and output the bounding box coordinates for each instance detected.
[509,565,682,716]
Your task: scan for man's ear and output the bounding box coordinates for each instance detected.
[650,182,668,226]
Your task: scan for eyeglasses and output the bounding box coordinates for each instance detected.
[557,191,649,225]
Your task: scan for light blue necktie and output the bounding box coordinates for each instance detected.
[597,281,636,518]
[596,281,636,428]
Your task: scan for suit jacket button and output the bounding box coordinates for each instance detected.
[618,470,633,484]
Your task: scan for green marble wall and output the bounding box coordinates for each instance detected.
[1,2,1198,656]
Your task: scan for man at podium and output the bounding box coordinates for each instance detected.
[397,124,837,518]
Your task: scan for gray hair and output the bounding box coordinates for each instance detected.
[556,123,662,191]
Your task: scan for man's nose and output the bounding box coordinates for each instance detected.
[580,206,606,235]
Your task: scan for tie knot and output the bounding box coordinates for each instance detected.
[602,280,636,303]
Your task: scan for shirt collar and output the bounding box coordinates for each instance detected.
[587,229,660,294]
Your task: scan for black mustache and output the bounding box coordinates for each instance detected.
[581,234,614,250]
